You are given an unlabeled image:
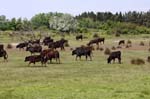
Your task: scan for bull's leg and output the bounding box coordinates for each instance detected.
[76,56,78,61]
[79,56,81,61]
[57,58,61,64]
[109,59,112,64]
[44,63,47,67]
[34,62,35,66]
[118,57,121,64]
[50,59,52,63]
[28,62,31,66]
[61,46,65,51]
[85,55,88,61]
[113,59,115,64]
[89,55,92,61]
[4,56,8,62]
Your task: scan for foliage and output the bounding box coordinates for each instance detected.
[1,11,150,35]
[131,58,145,65]
[49,13,78,32]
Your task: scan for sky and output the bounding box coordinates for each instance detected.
[0,0,150,19]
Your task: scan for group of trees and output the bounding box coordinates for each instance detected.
[77,11,150,27]
[0,12,77,32]
[0,11,150,34]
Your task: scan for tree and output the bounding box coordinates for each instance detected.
[31,13,49,29]
[49,13,78,32]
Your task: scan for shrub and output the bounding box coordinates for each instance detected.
[126,45,130,48]
[104,48,111,55]
[7,44,13,49]
[131,58,145,65]
[64,43,69,47]
[115,32,120,37]
[99,47,104,51]
[140,41,145,46]
[93,33,99,38]
[111,46,116,50]
[127,40,132,45]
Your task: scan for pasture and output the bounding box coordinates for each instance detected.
[0,33,150,99]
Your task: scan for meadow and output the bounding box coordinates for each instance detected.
[0,33,150,99]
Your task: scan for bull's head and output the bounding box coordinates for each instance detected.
[72,50,76,55]
[107,57,111,64]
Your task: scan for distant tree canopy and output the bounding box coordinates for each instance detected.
[76,11,150,27]
[0,11,150,34]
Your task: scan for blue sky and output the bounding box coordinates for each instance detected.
[0,0,150,19]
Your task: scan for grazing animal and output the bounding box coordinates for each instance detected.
[26,44,42,55]
[118,40,125,45]
[87,37,105,46]
[43,36,54,46]
[76,35,83,41]
[16,42,28,50]
[25,55,47,66]
[0,49,8,61]
[72,46,92,61]
[28,39,40,45]
[107,51,121,64]
[41,49,60,63]
[48,38,68,50]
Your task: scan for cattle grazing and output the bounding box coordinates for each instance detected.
[87,37,105,46]
[118,40,125,45]
[72,46,92,61]
[76,35,83,41]
[16,42,28,50]
[107,51,121,64]
[43,36,54,46]
[28,39,40,45]
[48,38,68,50]
[41,49,60,63]
[25,55,47,66]
[26,44,42,55]
[87,37,105,50]
[0,49,8,62]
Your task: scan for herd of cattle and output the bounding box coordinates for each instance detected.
[0,34,149,66]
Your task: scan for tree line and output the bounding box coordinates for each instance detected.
[0,11,150,35]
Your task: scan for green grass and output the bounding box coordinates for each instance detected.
[0,34,150,99]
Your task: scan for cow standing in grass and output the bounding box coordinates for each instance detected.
[48,38,68,50]
[0,44,8,62]
[107,51,121,64]
[87,37,105,49]
[25,55,47,66]
[0,50,8,61]
[26,44,42,55]
[76,35,83,41]
[16,42,28,50]
[41,49,60,64]
[72,46,92,61]
[118,40,125,45]
[43,36,54,46]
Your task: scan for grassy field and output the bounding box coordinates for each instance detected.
[0,34,150,99]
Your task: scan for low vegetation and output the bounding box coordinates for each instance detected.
[0,34,149,99]
[131,58,145,65]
